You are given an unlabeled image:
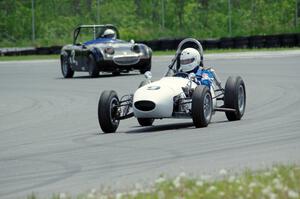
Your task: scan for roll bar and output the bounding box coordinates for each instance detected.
[165,38,204,76]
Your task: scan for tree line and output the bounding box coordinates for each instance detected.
[0,0,299,47]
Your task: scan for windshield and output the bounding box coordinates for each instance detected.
[73,26,119,44]
[75,27,105,44]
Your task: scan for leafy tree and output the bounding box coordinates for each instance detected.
[0,0,299,47]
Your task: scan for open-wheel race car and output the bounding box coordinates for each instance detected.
[60,24,152,78]
[98,38,246,133]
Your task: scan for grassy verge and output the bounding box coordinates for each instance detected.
[0,47,300,61]
[27,164,300,199]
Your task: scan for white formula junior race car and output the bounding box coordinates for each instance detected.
[98,38,246,133]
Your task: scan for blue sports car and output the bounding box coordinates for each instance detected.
[60,24,152,78]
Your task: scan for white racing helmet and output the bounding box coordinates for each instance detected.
[102,29,116,39]
[179,48,201,72]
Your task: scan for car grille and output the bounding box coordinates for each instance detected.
[113,56,140,65]
[134,101,156,111]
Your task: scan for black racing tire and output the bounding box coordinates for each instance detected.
[136,80,154,126]
[61,55,74,78]
[112,71,120,76]
[139,59,151,74]
[192,85,212,128]
[224,76,246,121]
[98,90,120,133]
[88,54,99,78]
[137,118,154,126]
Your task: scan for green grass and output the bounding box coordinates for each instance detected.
[0,47,300,61]
[27,164,300,199]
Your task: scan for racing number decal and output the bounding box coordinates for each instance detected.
[70,50,78,66]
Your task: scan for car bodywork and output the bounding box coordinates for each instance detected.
[98,38,246,133]
[60,24,152,78]
[133,76,199,118]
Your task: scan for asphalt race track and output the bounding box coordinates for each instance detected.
[1,51,300,198]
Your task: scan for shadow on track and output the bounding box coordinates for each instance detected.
[124,122,195,134]
[94,118,230,135]
[55,73,140,80]
[122,119,230,134]
[95,119,231,135]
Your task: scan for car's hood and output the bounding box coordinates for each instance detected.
[87,41,138,57]
[142,76,197,93]
[133,77,197,118]
[134,77,197,102]
[84,38,125,45]
[90,42,133,50]
[84,38,132,48]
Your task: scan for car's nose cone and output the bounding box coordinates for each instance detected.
[113,55,140,65]
[134,100,156,111]
[133,85,174,118]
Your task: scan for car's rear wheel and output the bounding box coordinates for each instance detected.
[224,76,246,121]
[98,90,120,133]
[136,79,154,126]
[88,54,99,78]
[61,55,74,78]
[192,85,212,128]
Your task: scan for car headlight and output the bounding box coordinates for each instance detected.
[104,47,115,55]
[131,45,140,53]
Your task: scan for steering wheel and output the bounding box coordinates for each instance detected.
[174,72,189,78]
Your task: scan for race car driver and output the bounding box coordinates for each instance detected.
[179,47,222,89]
[101,29,117,39]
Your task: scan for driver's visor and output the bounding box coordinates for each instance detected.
[180,58,195,65]
[103,34,115,38]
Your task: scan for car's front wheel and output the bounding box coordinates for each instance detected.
[88,54,99,78]
[61,55,74,78]
[224,76,246,121]
[98,90,120,133]
[192,85,212,128]
[140,60,151,74]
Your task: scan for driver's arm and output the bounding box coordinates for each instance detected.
[208,68,222,89]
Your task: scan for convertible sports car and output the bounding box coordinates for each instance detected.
[98,38,246,133]
[60,24,152,78]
